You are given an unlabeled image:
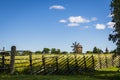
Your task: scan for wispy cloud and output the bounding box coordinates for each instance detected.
[95,24,106,30]
[59,19,67,23]
[107,22,115,28]
[67,23,79,27]
[49,5,65,10]
[91,17,97,21]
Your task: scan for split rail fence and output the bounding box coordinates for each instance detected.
[0,46,120,74]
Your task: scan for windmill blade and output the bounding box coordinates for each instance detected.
[77,43,79,46]
[72,43,75,45]
[71,46,74,47]
[75,41,77,45]
[72,48,75,51]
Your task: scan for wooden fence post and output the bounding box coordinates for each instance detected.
[111,55,114,67]
[10,46,16,74]
[74,54,78,73]
[118,56,120,68]
[29,52,32,74]
[91,55,95,71]
[83,55,87,71]
[66,55,70,73]
[105,55,108,68]
[55,56,58,73]
[2,52,5,71]
[42,55,46,75]
[98,54,102,69]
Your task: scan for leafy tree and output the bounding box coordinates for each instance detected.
[56,49,61,54]
[110,49,116,53]
[86,51,93,54]
[22,51,32,55]
[15,51,21,56]
[51,48,61,54]
[51,48,56,54]
[99,49,103,53]
[93,47,103,53]
[109,0,120,54]
[61,51,68,54]
[35,51,42,54]
[93,47,99,53]
[105,47,109,53]
[42,48,50,54]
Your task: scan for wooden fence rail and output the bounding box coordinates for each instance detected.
[0,47,120,74]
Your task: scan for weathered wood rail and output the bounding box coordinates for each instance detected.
[0,46,120,74]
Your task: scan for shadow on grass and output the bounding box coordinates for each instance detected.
[83,71,120,80]
[0,71,120,80]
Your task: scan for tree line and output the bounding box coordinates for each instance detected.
[13,47,115,56]
[86,47,116,54]
[14,48,69,56]
[1,46,116,56]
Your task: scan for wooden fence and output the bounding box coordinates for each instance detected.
[28,54,95,74]
[0,46,120,74]
[0,46,16,74]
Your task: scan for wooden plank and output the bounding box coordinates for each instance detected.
[29,52,32,74]
[10,46,16,74]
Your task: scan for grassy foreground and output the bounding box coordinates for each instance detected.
[0,74,95,80]
[0,71,120,80]
[1,54,120,80]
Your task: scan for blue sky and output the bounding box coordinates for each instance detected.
[0,0,116,52]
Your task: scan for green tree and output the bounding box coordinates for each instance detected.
[51,48,56,54]
[86,51,93,54]
[109,0,120,54]
[99,49,103,53]
[93,47,99,53]
[51,48,61,54]
[105,47,109,53]
[22,51,32,55]
[61,51,68,54]
[14,51,21,56]
[42,48,50,54]
[35,51,42,54]
[56,49,61,54]
[110,49,116,53]
[93,47,103,53]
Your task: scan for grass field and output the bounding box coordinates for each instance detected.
[0,74,96,80]
[0,53,119,74]
[1,54,120,80]
[0,70,120,80]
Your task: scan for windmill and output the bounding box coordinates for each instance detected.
[71,41,82,53]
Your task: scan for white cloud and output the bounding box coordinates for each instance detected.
[49,5,65,10]
[59,16,98,27]
[67,23,79,27]
[91,17,97,21]
[107,22,115,28]
[96,24,106,30]
[68,16,90,23]
[59,19,67,23]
